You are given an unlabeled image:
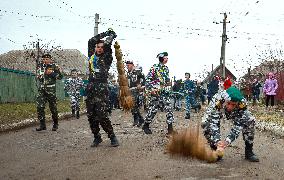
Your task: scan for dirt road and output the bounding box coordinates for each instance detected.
[0,109,283,180]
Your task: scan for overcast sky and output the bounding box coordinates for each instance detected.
[1,0,284,80]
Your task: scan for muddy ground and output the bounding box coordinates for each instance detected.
[0,108,283,180]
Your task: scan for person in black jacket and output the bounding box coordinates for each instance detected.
[86,28,119,147]
[207,76,219,104]
[126,60,145,127]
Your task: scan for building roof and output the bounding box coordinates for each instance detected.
[202,64,237,84]
[0,49,88,75]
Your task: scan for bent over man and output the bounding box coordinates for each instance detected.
[201,86,259,162]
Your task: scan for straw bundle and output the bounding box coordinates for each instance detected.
[114,41,134,111]
[166,123,224,163]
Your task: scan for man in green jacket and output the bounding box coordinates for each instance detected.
[35,54,63,131]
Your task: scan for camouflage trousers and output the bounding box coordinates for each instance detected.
[69,93,81,111]
[36,88,58,126]
[185,95,197,114]
[145,94,174,124]
[86,81,115,138]
[203,110,255,147]
[131,90,144,124]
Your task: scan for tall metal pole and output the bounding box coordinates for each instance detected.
[94,13,99,36]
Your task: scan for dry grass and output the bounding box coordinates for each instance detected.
[250,105,284,126]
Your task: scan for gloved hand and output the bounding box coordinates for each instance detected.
[106,28,117,38]
[201,121,207,129]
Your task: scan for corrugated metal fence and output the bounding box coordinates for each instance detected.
[0,67,66,103]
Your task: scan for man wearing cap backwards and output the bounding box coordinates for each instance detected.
[201,86,259,162]
[86,28,119,147]
[126,60,145,127]
[35,54,63,131]
[142,52,174,135]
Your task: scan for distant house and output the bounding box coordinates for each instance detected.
[0,49,88,76]
[202,64,237,86]
[241,59,284,102]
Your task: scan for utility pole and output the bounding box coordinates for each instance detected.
[218,13,230,79]
[36,41,40,67]
[94,13,100,36]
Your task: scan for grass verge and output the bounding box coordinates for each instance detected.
[0,99,86,126]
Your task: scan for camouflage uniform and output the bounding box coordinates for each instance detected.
[36,62,63,130]
[65,77,84,117]
[201,89,258,161]
[127,68,145,126]
[86,30,119,146]
[183,79,197,118]
[143,63,174,130]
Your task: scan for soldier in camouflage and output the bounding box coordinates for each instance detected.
[183,73,198,119]
[201,86,259,162]
[126,60,145,127]
[142,52,174,135]
[86,28,119,147]
[36,54,63,131]
[65,69,84,119]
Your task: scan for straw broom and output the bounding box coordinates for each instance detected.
[114,41,134,111]
[166,121,224,163]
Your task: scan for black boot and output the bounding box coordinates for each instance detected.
[137,117,144,127]
[36,120,46,131]
[185,113,190,119]
[245,143,259,162]
[133,114,139,126]
[142,123,152,134]
[36,125,46,131]
[52,115,59,131]
[72,109,75,117]
[110,135,119,147]
[91,135,103,147]
[167,123,174,135]
[76,110,80,119]
[52,124,58,131]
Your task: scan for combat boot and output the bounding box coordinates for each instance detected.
[245,143,259,162]
[52,115,59,131]
[110,135,119,147]
[72,109,75,117]
[91,135,103,147]
[76,110,80,119]
[142,123,152,134]
[185,113,190,119]
[36,120,46,131]
[167,123,174,135]
[133,115,139,126]
[36,125,46,131]
[137,117,144,127]
[52,124,58,131]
